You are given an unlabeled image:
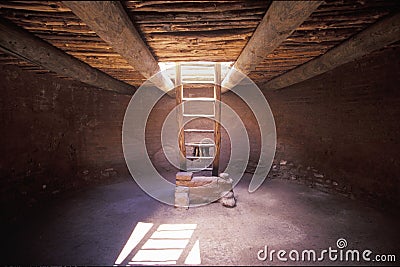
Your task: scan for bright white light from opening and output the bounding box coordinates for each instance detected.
[158,61,233,84]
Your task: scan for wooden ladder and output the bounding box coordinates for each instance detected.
[176,62,221,176]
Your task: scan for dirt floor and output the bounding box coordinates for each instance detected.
[1,174,399,265]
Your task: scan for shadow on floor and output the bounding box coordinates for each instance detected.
[1,174,399,265]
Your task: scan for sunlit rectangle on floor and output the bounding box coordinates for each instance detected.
[142,239,189,249]
[131,249,183,262]
[114,222,153,265]
[157,224,197,231]
[184,240,201,265]
[129,260,177,265]
[151,229,194,239]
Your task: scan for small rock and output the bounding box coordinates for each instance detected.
[220,191,234,198]
[42,184,47,190]
[332,181,339,186]
[101,168,117,177]
[280,160,287,165]
[218,190,236,208]
[316,182,330,188]
[291,175,297,180]
[220,197,236,208]
[314,173,324,178]
[219,173,229,180]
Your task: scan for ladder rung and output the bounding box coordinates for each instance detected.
[183,114,214,118]
[182,97,215,101]
[186,167,213,171]
[182,81,214,84]
[185,143,215,147]
[180,62,215,67]
[184,129,214,133]
[186,156,214,159]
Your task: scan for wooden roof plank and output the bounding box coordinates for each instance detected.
[0,17,135,95]
[264,12,400,90]
[221,1,322,92]
[63,1,174,94]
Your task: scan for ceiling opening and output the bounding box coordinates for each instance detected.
[159,62,233,84]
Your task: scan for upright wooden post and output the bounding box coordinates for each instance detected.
[176,63,186,170]
[212,63,221,176]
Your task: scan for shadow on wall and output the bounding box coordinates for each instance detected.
[0,63,132,221]
[262,46,400,211]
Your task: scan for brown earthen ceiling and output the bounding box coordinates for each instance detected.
[247,0,400,82]
[124,0,271,62]
[0,1,147,87]
[0,0,399,90]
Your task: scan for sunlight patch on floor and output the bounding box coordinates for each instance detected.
[185,239,201,265]
[114,222,153,265]
[114,222,201,265]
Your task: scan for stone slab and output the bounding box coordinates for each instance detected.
[189,177,233,206]
[175,186,189,208]
[176,172,193,181]
[176,180,212,187]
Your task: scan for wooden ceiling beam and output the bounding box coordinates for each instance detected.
[264,12,400,90]
[0,17,134,95]
[221,1,322,92]
[63,1,174,94]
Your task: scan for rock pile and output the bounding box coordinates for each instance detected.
[174,171,236,208]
